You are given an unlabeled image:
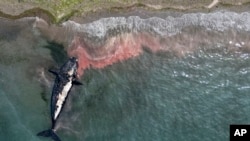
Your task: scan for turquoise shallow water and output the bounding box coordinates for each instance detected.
[1,12,250,141]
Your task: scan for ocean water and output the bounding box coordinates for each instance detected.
[1,11,250,141]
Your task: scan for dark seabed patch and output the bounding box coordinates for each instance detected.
[44,42,68,64]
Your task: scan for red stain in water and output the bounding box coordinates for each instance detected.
[67,33,162,77]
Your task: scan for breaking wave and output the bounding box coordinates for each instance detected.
[34,11,250,76]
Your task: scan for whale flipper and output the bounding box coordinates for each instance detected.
[37,129,61,141]
[73,80,83,85]
[48,69,59,76]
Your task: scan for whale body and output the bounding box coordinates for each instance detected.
[37,57,82,141]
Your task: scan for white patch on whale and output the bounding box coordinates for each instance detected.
[68,68,74,76]
[54,77,73,120]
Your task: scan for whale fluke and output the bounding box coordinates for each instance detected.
[37,129,61,141]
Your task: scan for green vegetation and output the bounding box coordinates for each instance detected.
[0,0,250,23]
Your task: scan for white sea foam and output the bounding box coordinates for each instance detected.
[62,11,250,38]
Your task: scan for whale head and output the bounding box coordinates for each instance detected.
[61,57,78,77]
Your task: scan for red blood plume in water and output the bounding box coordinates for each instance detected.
[67,33,162,77]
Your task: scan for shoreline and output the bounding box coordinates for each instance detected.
[1,1,250,24]
[2,1,250,77]
[33,11,250,76]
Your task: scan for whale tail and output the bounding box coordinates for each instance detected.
[37,129,61,141]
